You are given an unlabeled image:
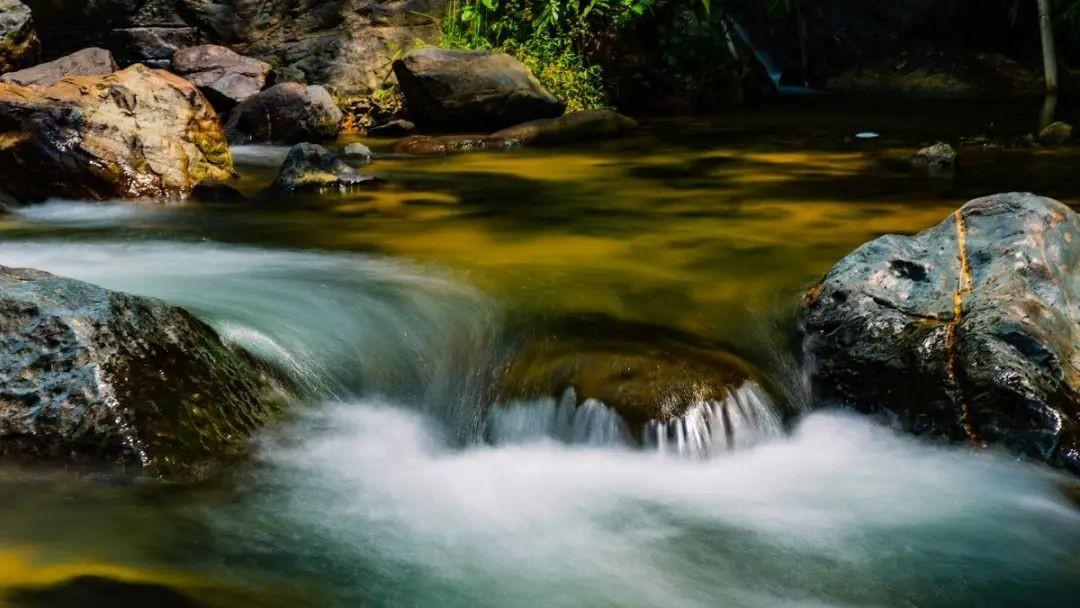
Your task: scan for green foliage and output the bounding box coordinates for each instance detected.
[443,0,713,110]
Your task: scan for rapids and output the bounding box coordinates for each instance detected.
[2,105,1080,606]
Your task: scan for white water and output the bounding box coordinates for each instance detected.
[218,402,1080,607]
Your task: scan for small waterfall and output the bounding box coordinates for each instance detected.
[644,382,783,457]
[488,389,630,446]
[489,382,783,456]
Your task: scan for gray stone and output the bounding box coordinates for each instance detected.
[0,265,287,475]
[802,193,1080,474]
[1,47,116,87]
[0,0,37,73]
[273,142,381,192]
[393,47,564,131]
[172,44,270,110]
[225,82,342,144]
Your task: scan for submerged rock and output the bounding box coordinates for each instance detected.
[0,0,37,73]
[394,110,638,155]
[491,109,638,147]
[273,143,381,192]
[0,47,116,87]
[369,118,416,137]
[0,265,287,475]
[913,142,957,171]
[1038,121,1073,146]
[0,63,233,201]
[6,576,204,608]
[172,44,271,111]
[393,47,564,131]
[498,316,776,435]
[225,82,342,144]
[802,193,1080,473]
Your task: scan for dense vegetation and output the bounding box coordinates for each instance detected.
[441,0,721,110]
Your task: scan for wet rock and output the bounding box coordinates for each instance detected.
[6,575,204,608]
[913,142,957,171]
[342,142,373,161]
[802,193,1080,474]
[498,315,772,431]
[273,142,381,192]
[0,265,287,475]
[0,0,38,73]
[225,82,342,145]
[1039,121,1073,145]
[369,118,415,137]
[171,44,270,111]
[1,47,116,87]
[191,181,246,202]
[394,134,492,155]
[393,47,564,131]
[0,63,233,201]
[491,110,638,147]
[110,26,202,68]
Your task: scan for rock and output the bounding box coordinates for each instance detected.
[491,110,638,147]
[273,143,381,192]
[0,63,233,201]
[369,118,416,137]
[342,142,373,161]
[1039,121,1073,145]
[110,26,202,68]
[394,134,492,155]
[172,44,270,111]
[801,193,1080,474]
[0,265,286,475]
[393,47,564,131]
[394,110,637,154]
[0,0,38,73]
[191,181,246,202]
[499,316,773,432]
[225,82,342,145]
[6,576,205,608]
[913,142,957,171]
[0,47,116,87]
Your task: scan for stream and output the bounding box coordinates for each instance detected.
[1,99,1080,607]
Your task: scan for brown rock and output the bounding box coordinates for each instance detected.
[225,82,342,144]
[0,0,38,73]
[0,63,234,201]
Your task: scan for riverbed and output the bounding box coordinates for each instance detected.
[1,98,1079,607]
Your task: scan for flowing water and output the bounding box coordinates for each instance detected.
[2,99,1080,606]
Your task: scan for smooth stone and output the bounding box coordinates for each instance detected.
[226,82,342,145]
[393,47,564,131]
[172,44,271,111]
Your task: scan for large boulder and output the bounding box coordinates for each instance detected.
[172,44,270,110]
[225,82,342,144]
[393,47,564,131]
[272,142,380,192]
[0,46,117,86]
[802,193,1080,473]
[0,265,287,475]
[0,0,38,73]
[0,63,233,201]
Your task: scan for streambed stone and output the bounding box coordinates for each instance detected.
[801,193,1080,473]
[0,265,287,476]
[273,143,381,192]
[0,46,116,87]
[225,82,342,144]
[498,316,774,433]
[172,44,270,111]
